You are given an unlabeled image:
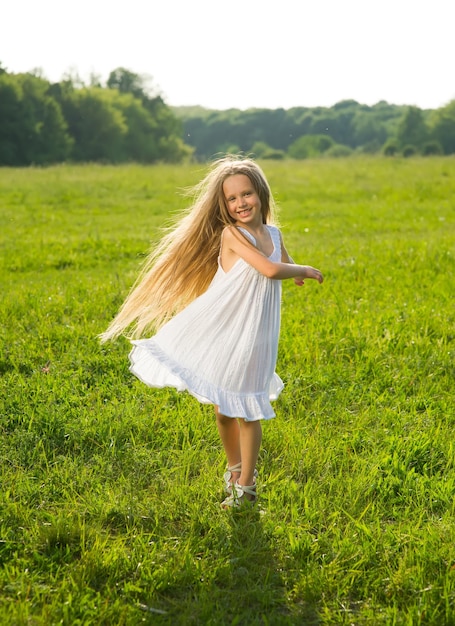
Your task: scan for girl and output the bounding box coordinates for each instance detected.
[101,156,323,508]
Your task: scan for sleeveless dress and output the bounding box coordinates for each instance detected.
[129,225,284,421]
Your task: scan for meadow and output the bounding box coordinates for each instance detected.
[0,157,454,625]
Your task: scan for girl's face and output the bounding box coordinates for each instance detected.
[223,174,263,227]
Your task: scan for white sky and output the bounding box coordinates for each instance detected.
[2,0,454,111]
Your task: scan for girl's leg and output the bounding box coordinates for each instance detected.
[238,419,262,488]
[214,406,241,475]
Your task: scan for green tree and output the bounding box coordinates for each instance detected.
[107,67,189,162]
[430,100,455,154]
[422,140,443,156]
[261,149,285,159]
[110,90,161,162]
[59,87,128,162]
[0,74,24,164]
[287,109,314,136]
[0,72,72,165]
[251,141,272,158]
[325,144,353,158]
[382,138,399,156]
[21,74,73,163]
[147,96,190,162]
[352,113,387,151]
[107,67,154,100]
[396,106,428,150]
[308,111,356,146]
[288,134,334,159]
[251,141,285,159]
[402,144,417,157]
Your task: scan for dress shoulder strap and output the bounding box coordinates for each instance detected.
[266,224,279,236]
[236,227,256,245]
[266,224,281,242]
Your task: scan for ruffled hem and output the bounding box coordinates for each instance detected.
[129,340,284,422]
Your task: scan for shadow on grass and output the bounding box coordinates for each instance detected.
[221,506,321,626]
[146,503,321,626]
[219,505,295,625]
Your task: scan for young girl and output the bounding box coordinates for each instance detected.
[101,156,323,508]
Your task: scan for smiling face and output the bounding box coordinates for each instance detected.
[222,174,263,227]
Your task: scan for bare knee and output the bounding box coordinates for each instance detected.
[214,405,235,426]
[239,418,262,434]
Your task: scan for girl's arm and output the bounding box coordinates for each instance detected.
[279,231,294,264]
[223,227,323,284]
[279,230,311,286]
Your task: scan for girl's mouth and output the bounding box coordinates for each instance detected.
[237,208,251,217]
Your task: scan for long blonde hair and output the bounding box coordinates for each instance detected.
[100,155,278,341]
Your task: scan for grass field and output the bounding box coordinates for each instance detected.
[0,157,454,625]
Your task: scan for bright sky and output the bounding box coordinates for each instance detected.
[3,0,454,111]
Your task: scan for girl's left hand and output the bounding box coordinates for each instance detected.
[294,266,324,286]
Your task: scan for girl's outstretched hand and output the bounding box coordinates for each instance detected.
[294,266,324,286]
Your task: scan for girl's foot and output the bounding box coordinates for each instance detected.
[221,480,257,509]
[223,464,258,495]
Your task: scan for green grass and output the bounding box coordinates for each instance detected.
[0,157,454,625]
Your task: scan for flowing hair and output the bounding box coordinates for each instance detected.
[100,155,278,341]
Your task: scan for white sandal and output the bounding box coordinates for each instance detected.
[223,462,242,494]
[221,480,257,509]
[223,463,258,495]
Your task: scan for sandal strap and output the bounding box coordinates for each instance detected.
[235,481,257,498]
[227,462,242,473]
[223,462,242,486]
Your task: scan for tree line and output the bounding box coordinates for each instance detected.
[1,63,455,165]
[0,66,191,166]
[176,99,455,160]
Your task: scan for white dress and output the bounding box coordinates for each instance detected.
[129,225,284,421]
